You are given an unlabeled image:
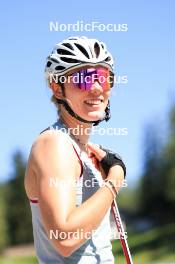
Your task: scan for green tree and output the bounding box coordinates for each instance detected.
[139,105,175,224]
[139,122,165,222]
[162,105,175,220]
[5,150,33,245]
[0,184,8,252]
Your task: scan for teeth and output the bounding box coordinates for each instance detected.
[85,100,102,105]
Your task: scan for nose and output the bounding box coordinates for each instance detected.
[89,81,103,94]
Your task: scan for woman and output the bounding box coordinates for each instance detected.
[25,36,126,263]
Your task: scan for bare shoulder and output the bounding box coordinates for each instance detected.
[24,130,79,198]
[31,129,72,157]
[32,129,71,150]
[30,130,77,175]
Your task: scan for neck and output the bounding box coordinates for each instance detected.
[59,109,92,146]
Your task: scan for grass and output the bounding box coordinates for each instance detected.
[112,222,175,263]
[0,257,37,264]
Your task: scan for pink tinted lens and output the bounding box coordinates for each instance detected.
[72,68,113,91]
[96,68,110,90]
[71,69,96,91]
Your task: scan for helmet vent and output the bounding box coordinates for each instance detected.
[50,58,59,63]
[74,43,90,59]
[62,43,74,50]
[94,42,100,58]
[60,57,80,63]
[57,49,75,56]
[55,65,66,71]
[105,56,111,62]
[46,61,52,67]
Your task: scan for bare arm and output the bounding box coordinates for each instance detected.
[30,131,124,257]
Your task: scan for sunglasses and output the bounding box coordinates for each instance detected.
[70,67,114,91]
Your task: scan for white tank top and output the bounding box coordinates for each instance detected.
[29,119,117,263]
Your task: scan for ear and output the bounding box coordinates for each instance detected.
[50,82,63,100]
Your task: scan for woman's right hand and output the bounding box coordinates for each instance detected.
[87,143,106,161]
[87,143,125,192]
[87,143,107,179]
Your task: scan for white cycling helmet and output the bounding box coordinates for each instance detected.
[45,36,114,80]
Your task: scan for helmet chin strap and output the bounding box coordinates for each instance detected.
[56,98,110,126]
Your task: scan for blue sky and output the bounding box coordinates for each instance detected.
[0,0,175,185]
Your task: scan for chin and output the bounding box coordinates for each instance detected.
[85,111,104,121]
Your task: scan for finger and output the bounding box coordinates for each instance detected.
[87,143,106,161]
[88,152,95,158]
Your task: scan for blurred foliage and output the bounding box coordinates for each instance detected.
[138,105,175,224]
[0,256,37,264]
[138,122,167,223]
[119,104,175,226]
[112,223,175,263]
[5,151,33,245]
[163,106,175,204]
[2,151,33,246]
[0,185,8,252]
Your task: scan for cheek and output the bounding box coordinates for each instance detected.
[64,84,86,105]
[104,90,110,101]
[105,89,111,96]
[64,83,78,98]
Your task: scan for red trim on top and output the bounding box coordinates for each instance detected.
[72,145,83,180]
[29,198,39,204]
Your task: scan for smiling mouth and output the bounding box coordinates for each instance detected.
[84,99,103,106]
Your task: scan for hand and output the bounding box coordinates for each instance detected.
[87,143,125,190]
[86,143,107,179]
[87,143,106,161]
